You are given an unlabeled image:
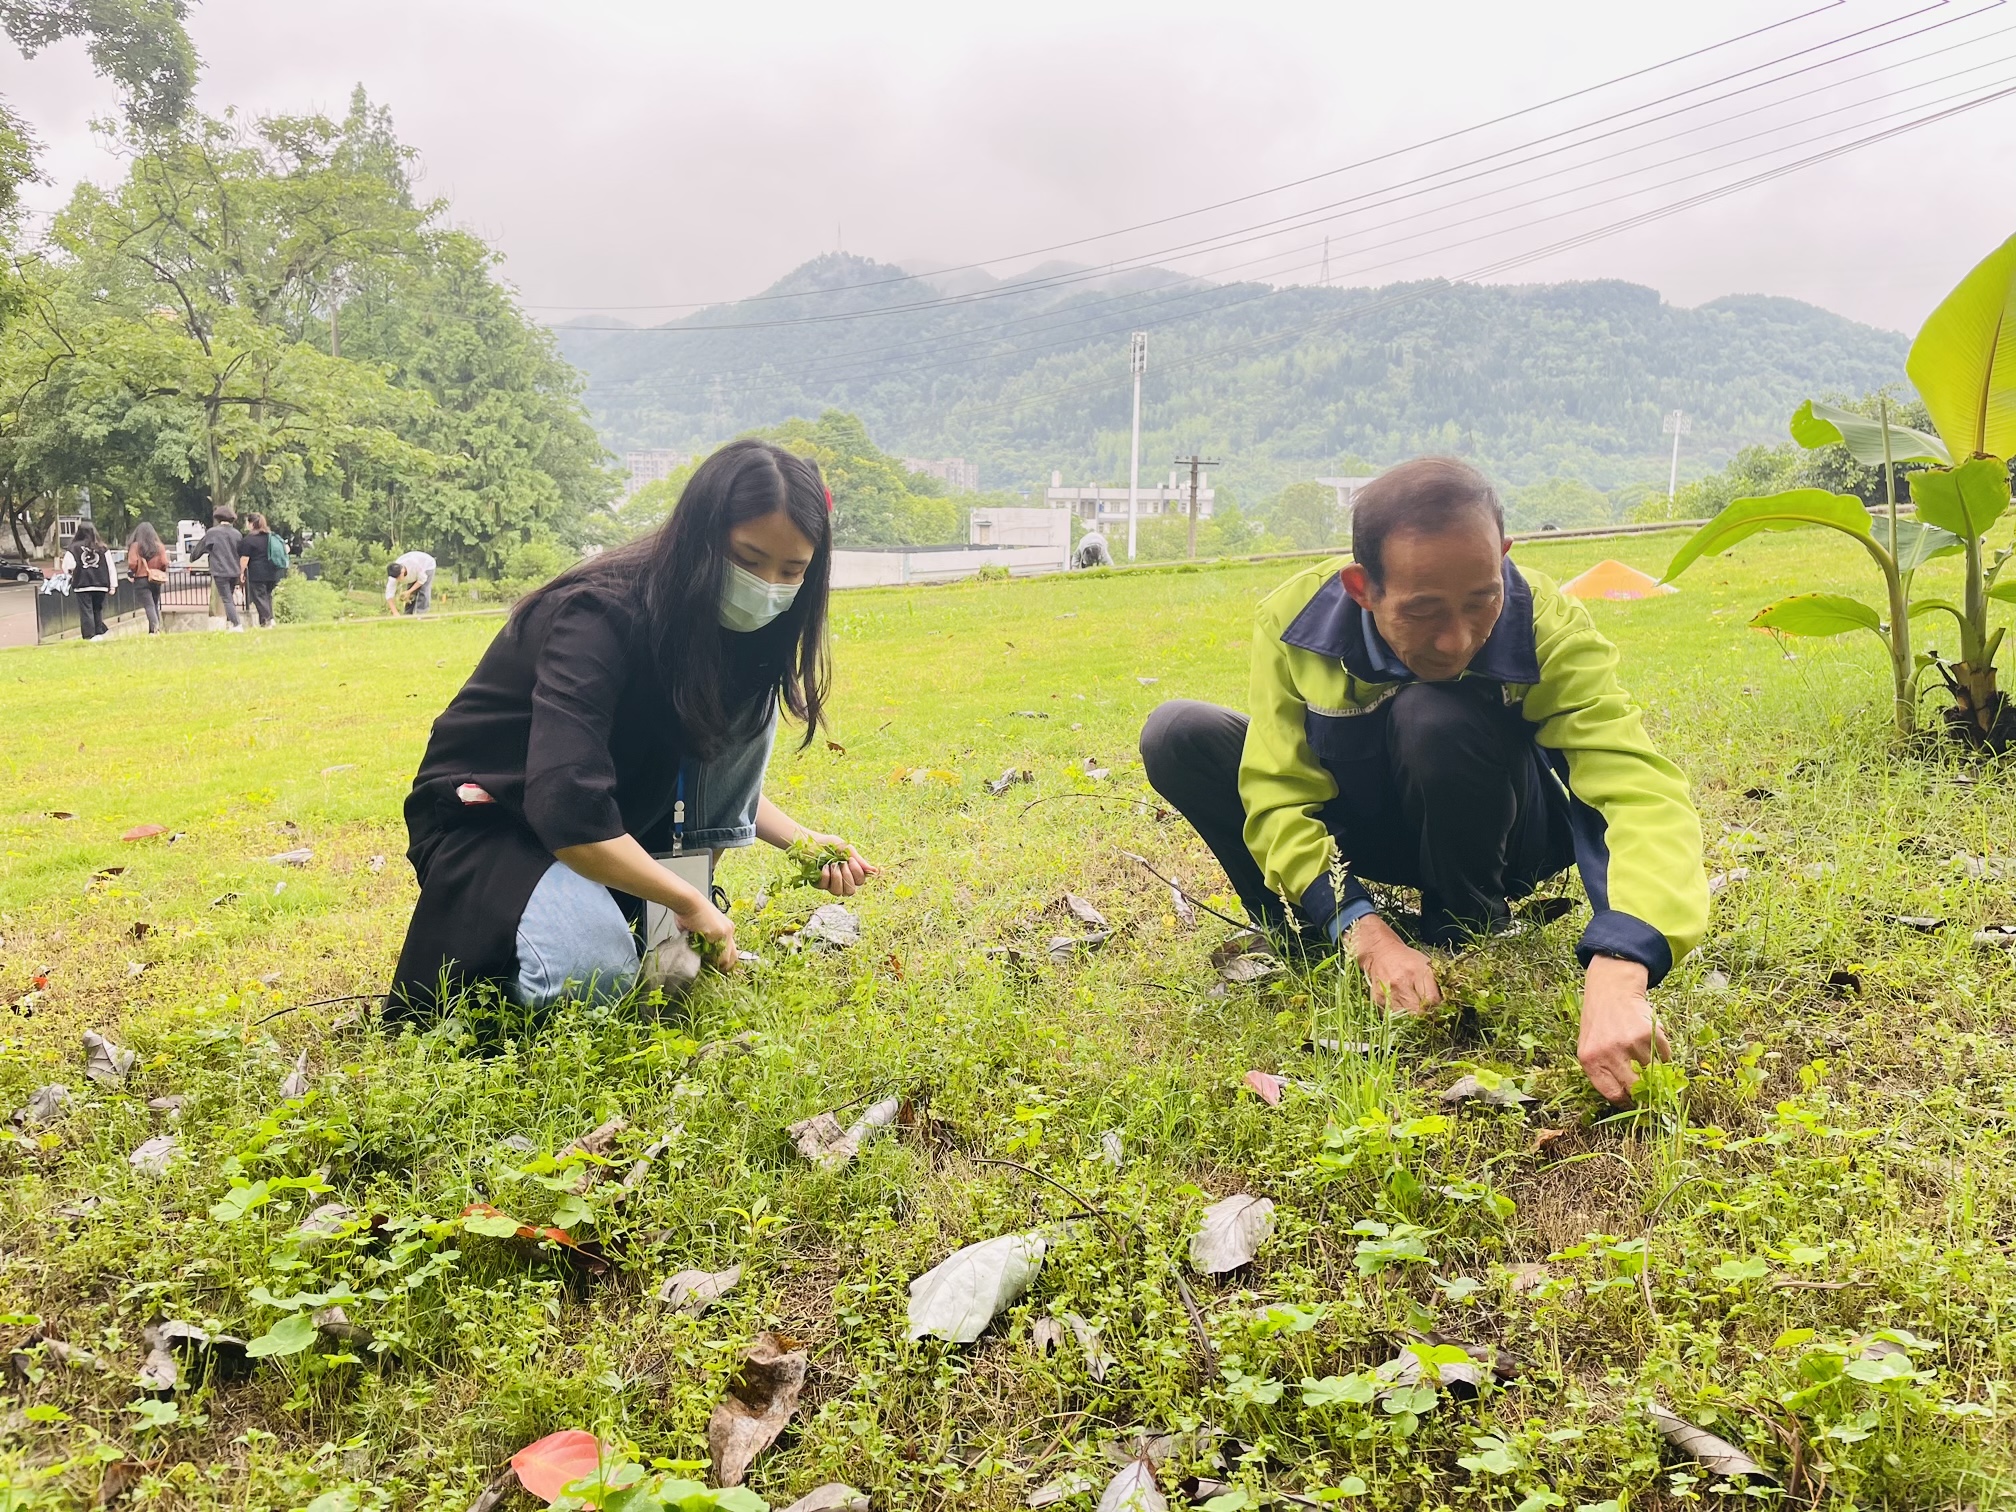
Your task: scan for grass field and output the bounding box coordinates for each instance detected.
[4,529,2016,1511]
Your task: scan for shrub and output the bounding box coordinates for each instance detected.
[273,577,348,623]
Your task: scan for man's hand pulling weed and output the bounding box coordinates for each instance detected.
[1578,954,1667,1103]
[1345,914,1442,1016]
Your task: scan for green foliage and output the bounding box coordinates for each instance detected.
[1264,481,1349,550]
[272,576,348,624]
[0,96,614,577]
[0,1,200,133]
[564,257,1910,498]
[1508,476,1613,531]
[1632,443,1804,524]
[1668,234,2016,746]
[751,409,959,546]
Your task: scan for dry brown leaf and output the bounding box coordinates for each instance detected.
[1188,1194,1275,1274]
[1649,1405,1774,1483]
[1030,1317,1065,1356]
[1441,1073,1536,1110]
[706,1330,808,1486]
[1056,893,1108,929]
[658,1264,742,1315]
[83,1031,136,1086]
[777,1488,868,1512]
[279,1050,310,1101]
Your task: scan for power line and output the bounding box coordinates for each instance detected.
[580,42,2016,407]
[528,2,1850,313]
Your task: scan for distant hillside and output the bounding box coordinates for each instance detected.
[558,254,1910,498]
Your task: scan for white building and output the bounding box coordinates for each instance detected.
[904,457,980,493]
[1044,469,1214,525]
[1314,474,1382,519]
[622,449,692,496]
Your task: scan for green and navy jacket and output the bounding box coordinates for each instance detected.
[1238,555,1708,983]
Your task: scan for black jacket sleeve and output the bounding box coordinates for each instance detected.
[522,588,634,852]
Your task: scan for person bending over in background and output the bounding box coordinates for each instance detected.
[1139,456,1707,1104]
[125,522,169,634]
[388,439,873,1021]
[63,523,118,641]
[385,548,436,615]
[189,505,243,631]
[1074,529,1114,569]
[237,512,286,628]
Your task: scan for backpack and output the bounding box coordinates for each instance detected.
[266,533,289,575]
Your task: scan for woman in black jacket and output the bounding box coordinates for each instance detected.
[237,512,284,627]
[389,439,871,1020]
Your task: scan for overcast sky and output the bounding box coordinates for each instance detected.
[9,0,2016,334]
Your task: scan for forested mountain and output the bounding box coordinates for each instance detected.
[558,253,1911,499]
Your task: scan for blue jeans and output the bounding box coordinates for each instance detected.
[511,707,776,1007]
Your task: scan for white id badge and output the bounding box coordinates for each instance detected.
[644,851,713,953]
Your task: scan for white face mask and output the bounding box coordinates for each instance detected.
[718,559,801,632]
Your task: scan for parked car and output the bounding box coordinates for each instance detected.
[0,558,44,583]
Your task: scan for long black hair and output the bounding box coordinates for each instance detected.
[128,521,165,559]
[521,438,832,756]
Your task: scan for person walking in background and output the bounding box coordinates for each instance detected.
[189,505,244,631]
[237,512,287,628]
[385,548,436,615]
[63,523,118,641]
[125,521,170,634]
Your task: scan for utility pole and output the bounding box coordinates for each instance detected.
[1173,453,1222,559]
[1126,332,1146,561]
[1664,409,1691,501]
[1321,236,1331,287]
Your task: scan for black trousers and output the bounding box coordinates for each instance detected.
[76,593,109,640]
[1140,687,1573,945]
[247,580,275,627]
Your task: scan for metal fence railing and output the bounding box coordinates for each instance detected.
[35,568,215,642]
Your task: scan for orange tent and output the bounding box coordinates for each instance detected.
[1560,559,1678,601]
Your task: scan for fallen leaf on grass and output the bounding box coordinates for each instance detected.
[466,1468,518,1512]
[93,1456,152,1507]
[140,1321,251,1387]
[1046,932,1111,963]
[1375,1342,1496,1401]
[793,903,860,951]
[459,1204,610,1274]
[13,1083,70,1128]
[121,825,166,842]
[368,855,387,873]
[659,1264,742,1315]
[46,810,75,820]
[1706,868,1749,895]
[312,1305,373,1348]
[1098,1129,1124,1167]
[1825,969,1862,996]
[708,1330,808,1486]
[83,1031,135,1086]
[1441,1073,1536,1110]
[1951,852,2016,881]
[1189,1194,1274,1274]
[1887,914,1946,932]
[778,1487,868,1512]
[1241,1070,1283,1106]
[1053,893,1108,929]
[1741,786,1778,801]
[1168,884,1195,927]
[1030,1317,1065,1356]
[267,848,314,867]
[278,1050,310,1101]
[128,1134,179,1176]
[295,1203,357,1244]
[988,767,1034,795]
[1081,757,1112,781]
[126,961,148,979]
[1506,1262,1553,1294]
[908,1232,1047,1342]
[1648,1405,1775,1484]
[209,893,238,908]
[1973,924,2016,947]
[1217,952,1282,985]
[1306,1037,1376,1055]
[147,1095,184,1120]
[1026,1474,1099,1508]
[510,1431,605,1504]
[1531,1128,1570,1156]
[1066,1312,1116,1382]
[788,1096,900,1170]
[1096,1458,1166,1512]
[1699,969,1731,993]
[321,764,355,777]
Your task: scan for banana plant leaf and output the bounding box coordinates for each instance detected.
[1663,490,1874,582]
[1790,399,1948,466]
[1907,231,2016,460]
[1750,594,1882,637]
[1890,517,1965,574]
[1909,456,2011,540]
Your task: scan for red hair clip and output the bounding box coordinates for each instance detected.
[823,487,833,513]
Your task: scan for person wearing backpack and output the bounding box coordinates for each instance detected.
[125,521,171,634]
[237,512,288,628]
[62,523,119,641]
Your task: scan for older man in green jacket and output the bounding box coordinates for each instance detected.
[1140,456,1708,1103]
